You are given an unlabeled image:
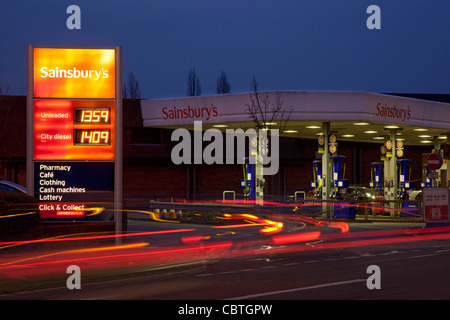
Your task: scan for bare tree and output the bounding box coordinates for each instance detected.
[187,68,201,96]
[123,72,141,99]
[216,70,231,94]
[245,77,291,132]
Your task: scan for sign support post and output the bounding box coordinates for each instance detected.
[321,122,331,218]
[26,45,34,197]
[114,46,123,242]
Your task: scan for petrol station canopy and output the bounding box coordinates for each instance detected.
[141,91,450,145]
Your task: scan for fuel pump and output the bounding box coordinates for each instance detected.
[397,159,418,216]
[370,162,384,195]
[311,160,322,198]
[397,159,414,200]
[330,155,354,219]
[241,159,252,200]
[330,155,349,200]
[241,157,265,202]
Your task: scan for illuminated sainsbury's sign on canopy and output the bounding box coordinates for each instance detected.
[33,48,116,99]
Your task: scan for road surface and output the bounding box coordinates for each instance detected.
[2,220,449,301]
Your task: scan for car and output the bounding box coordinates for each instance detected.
[408,190,422,202]
[340,186,377,202]
[0,180,27,193]
[339,185,378,214]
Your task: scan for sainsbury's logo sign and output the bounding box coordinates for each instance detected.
[162,104,219,121]
[40,67,109,81]
[375,102,411,122]
[33,47,116,99]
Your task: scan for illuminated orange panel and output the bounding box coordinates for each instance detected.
[34,100,115,160]
[34,48,115,99]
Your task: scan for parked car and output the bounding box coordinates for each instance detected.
[340,186,377,201]
[0,180,27,193]
[339,185,378,214]
[408,190,422,202]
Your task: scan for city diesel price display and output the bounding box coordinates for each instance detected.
[74,129,110,145]
[34,100,115,160]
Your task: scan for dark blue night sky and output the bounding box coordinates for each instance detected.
[1,0,449,99]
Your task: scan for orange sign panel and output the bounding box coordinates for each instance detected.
[34,48,115,99]
[34,100,115,160]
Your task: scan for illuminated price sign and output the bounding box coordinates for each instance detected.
[34,100,115,160]
[27,46,122,222]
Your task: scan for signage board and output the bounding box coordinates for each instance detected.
[34,100,115,160]
[34,162,114,219]
[386,139,392,158]
[318,135,325,154]
[427,153,442,171]
[328,135,337,154]
[423,187,449,223]
[396,139,404,158]
[27,46,122,224]
[33,48,115,99]
[427,171,439,180]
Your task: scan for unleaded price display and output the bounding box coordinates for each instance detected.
[74,108,111,124]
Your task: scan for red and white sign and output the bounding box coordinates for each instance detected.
[427,153,442,171]
[161,105,219,121]
[423,188,449,223]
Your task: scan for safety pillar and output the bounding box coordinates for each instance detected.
[433,137,444,187]
[321,122,331,218]
[384,129,398,217]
